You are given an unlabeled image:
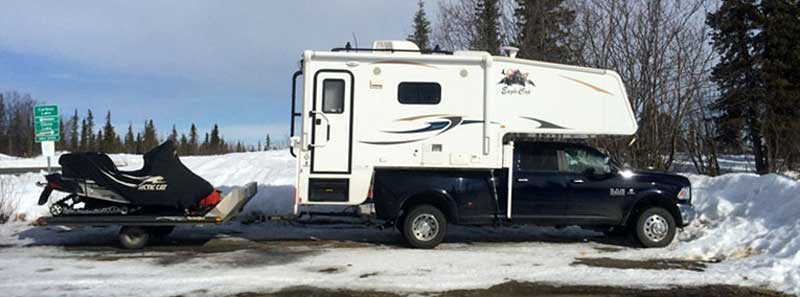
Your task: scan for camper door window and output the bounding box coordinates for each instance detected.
[322,79,345,113]
[398,82,441,104]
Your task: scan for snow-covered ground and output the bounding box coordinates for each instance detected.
[0,151,798,296]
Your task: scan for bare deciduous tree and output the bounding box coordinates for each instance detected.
[576,0,717,172]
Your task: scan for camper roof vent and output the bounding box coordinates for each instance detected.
[500,46,519,58]
[372,40,420,54]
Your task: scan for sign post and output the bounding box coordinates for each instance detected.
[34,105,60,172]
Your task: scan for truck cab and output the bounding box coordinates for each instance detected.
[373,141,696,249]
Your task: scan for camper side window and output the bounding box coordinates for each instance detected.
[322,79,345,113]
[398,82,441,104]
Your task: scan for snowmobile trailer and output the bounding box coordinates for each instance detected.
[35,182,257,249]
[35,141,259,249]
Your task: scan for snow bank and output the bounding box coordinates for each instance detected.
[678,173,800,294]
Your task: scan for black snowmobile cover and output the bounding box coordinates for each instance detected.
[59,140,214,210]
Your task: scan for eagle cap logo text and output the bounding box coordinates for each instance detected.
[499,69,535,95]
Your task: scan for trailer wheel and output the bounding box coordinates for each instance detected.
[119,226,150,250]
[402,204,447,249]
[49,203,64,217]
[633,207,676,248]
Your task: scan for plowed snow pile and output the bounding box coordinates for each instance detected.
[1,151,799,294]
[678,173,800,293]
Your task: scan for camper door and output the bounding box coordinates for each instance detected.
[310,70,353,174]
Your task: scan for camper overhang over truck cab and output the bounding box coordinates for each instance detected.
[289,40,694,248]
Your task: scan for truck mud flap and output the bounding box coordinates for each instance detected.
[204,182,258,222]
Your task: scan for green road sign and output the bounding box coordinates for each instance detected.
[34,105,60,142]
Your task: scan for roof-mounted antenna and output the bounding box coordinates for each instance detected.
[351,32,359,49]
[345,42,352,51]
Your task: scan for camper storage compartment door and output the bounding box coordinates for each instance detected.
[308,178,349,202]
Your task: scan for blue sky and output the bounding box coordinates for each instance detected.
[0,1,438,145]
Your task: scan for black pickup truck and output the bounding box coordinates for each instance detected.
[372,141,696,249]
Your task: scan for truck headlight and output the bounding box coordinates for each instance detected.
[677,186,691,201]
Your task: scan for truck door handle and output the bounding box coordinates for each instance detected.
[571,179,584,184]
[517,178,528,182]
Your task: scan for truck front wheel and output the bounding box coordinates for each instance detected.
[633,207,676,248]
[402,204,447,249]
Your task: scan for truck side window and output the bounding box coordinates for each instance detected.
[322,79,345,113]
[398,82,441,104]
[563,147,610,174]
[517,146,559,172]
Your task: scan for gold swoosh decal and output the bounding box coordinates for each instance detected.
[559,75,613,95]
[395,114,450,121]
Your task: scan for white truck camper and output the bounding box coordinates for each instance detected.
[289,40,637,212]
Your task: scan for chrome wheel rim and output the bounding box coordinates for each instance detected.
[50,204,63,216]
[643,214,669,242]
[411,213,439,242]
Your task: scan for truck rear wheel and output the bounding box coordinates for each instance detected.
[119,226,150,250]
[633,207,676,248]
[402,204,447,249]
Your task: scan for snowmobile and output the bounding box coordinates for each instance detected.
[38,140,221,217]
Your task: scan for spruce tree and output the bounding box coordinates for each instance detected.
[707,0,768,173]
[95,130,103,152]
[85,110,95,151]
[102,111,117,153]
[189,123,199,155]
[142,120,158,150]
[57,117,65,151]
[79,118,88,152]
[473,0,503,54]
[68,109,79,152]
[169,125,178,143]
[202,132,210,155]
[407,0,432,51]
[135,132,143,154]
[760,0,800,171]
[210,124,221,154]
[265,134,271,151]
[124,123,135,153]
[179,133,189,155]
[514,0,576,62]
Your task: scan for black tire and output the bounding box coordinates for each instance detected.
[119,226,150,250]
[148,226,175,239]
[633,207,676,248]
[402,204,447,249]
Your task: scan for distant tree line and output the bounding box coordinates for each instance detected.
[0,91,279,157]
[410,0,800,175]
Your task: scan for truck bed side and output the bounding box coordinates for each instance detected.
[373,169,502,225]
